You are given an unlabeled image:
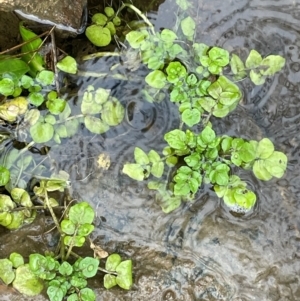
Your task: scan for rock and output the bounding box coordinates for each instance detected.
[0,0,87,34]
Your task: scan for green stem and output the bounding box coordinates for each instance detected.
[116,3,155,35]
[44,190,63,235]
[98,267,118,276]
[76,70,128,80]
[65,227,79,261]
[55,114,84,124]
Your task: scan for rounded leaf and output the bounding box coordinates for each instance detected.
[84,116,110,134]
[68,201,95,225]
[30,121,54,143]
[86,25,111,47]
[0,258,15,284]
[145,70,167,89]
[57,56,77,74]
[13,264,43,296]
[79,257,99,278]
[105,254,122,271]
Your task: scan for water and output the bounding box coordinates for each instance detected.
[1,0,300,300]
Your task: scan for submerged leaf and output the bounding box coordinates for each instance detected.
[122,163,145,181]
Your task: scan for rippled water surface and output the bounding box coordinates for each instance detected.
[1,0,300,300]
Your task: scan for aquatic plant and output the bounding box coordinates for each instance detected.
[0,178,133,300]
[120,1,287,213]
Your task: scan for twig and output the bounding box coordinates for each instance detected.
[50,26,60,95]
[0,31,50,55]
[116,3,155,35]
[81,52,120,61]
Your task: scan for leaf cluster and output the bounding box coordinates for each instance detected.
[86,7,122,47]
[103,254,133,290]
[29,254,98,301]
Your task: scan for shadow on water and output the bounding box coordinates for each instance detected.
[1,0,300,300]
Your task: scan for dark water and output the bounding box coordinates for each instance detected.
[1,0,300,300]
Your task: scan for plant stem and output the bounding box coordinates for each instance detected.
[116,3,155,35]
[98,267,118,276]
[65,227,79,260]
[76,70,127,80]
[55,114,84,124]
[44,190,63,235]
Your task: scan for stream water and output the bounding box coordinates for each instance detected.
[1,0,300,300]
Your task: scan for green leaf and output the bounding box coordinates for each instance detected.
[19,23,45,75]
[104,274,117,289]
[148,150,160,163]
[0,58,29,79]
[30,121,54,143]
[77,224,94,236]
[61,219,76,235]
[158,195,182,213]
[57,56,77,74]
[92,13,107,25]
[181,16,195,40]
[122,163,145,181]
[245,50,262,69]
[239,142,256,163]
[174,181,190,196]
[260,55,285,75]
[101,98,125,126]
[59,262,73,276]
[13,264,43,296]
[230,54,247,79]
[126,30,149,49]
[145,70,167,89]
[176,0,192,10]
[85,25,111,47]
[46,98,66,115]
[160,29,177,42]
[166,62,186,83]
[182,108,200,127]
[70,276,87,289]
[104,7,115,18]
[24,109,40,125]
[79,257,99,278]
[64,235,85,247]
[0,166,10,186]
[209,47,229,67]
[200,126,216,144]
[208,76,242,106]
[9,253,24,268]
[47,284,65,301]
[68,201,95,225]
[164,129,186,150]
[36,70,54,86]
[253,160,272,181]
[134,147,149,165]
[67,294,80,301]
[116,260,133,290]
[80,288,96,301]
[0,78,14,96]
[264,151,287,179]
[28,92,44,106]
[0,258,15,284]
[6,211,25,230]
[249,70,265,85]
[81,87,103,115]
[11,188,32,207]
[84,116,110,134]
[256,138,274,159]
[151,162,164,178]
[105,254,122,271]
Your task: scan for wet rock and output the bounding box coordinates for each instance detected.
[0,0,87,34]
